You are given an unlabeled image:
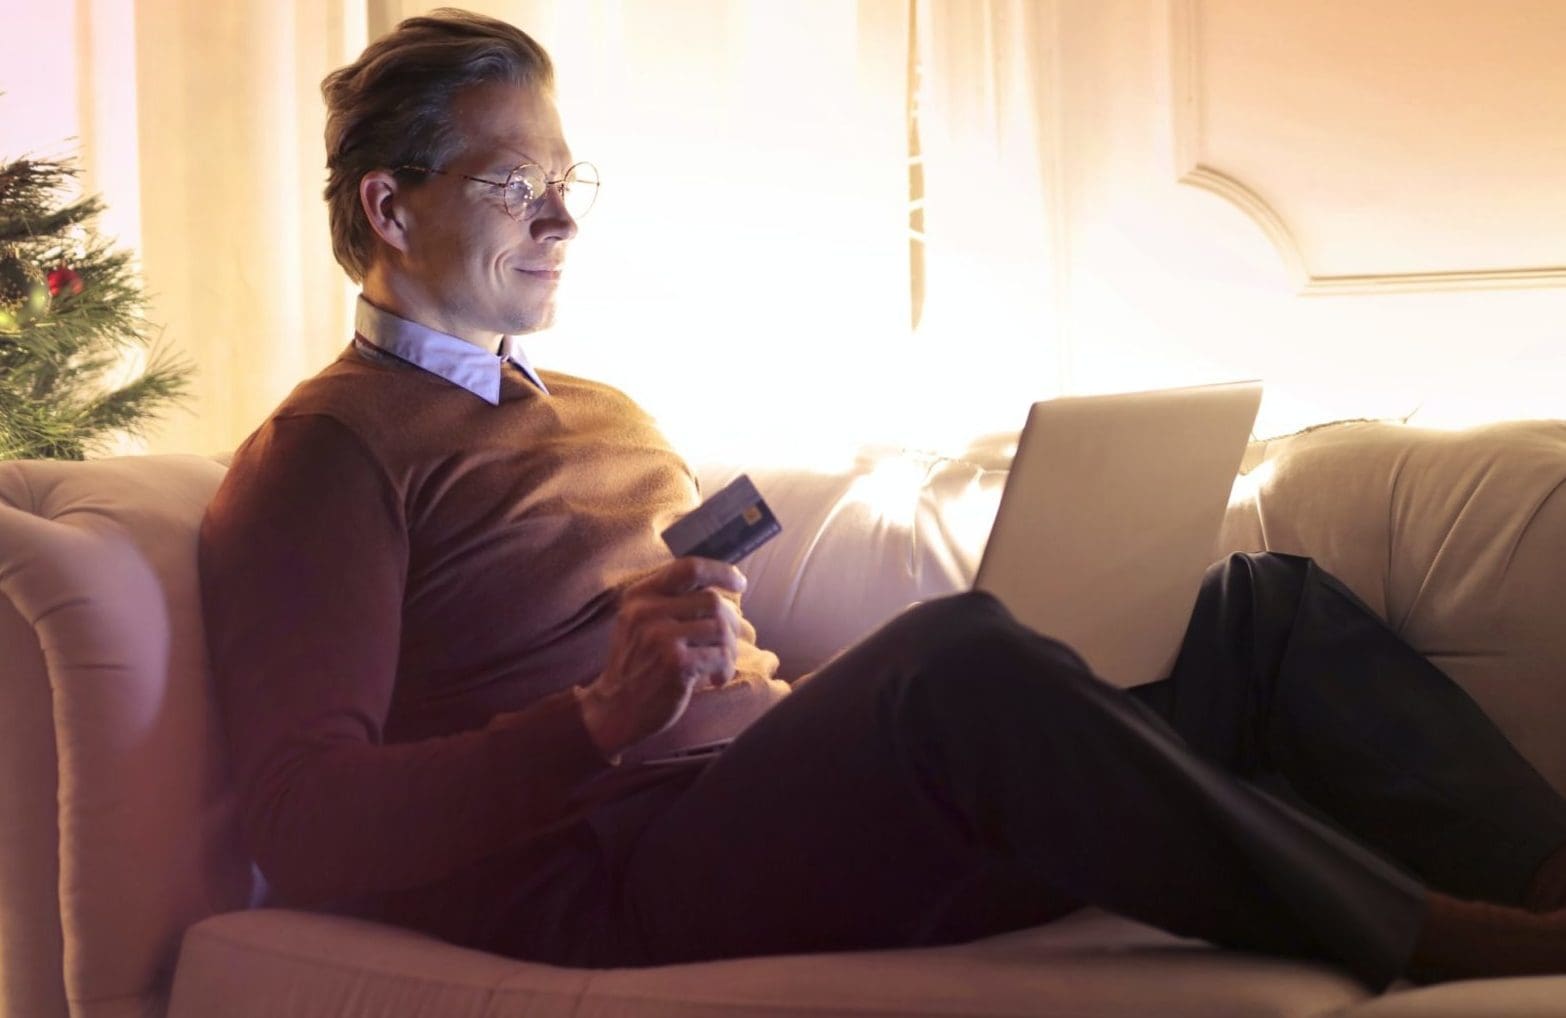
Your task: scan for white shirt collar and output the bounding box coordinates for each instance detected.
[353,297,550,403]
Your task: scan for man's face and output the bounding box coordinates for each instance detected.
[394,81,577,342]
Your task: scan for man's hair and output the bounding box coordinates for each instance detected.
[320,8,555,282]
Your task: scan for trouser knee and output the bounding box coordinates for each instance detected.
[886,593,1103,734]
[1207,550,1314,596]
[886,591,1088,679]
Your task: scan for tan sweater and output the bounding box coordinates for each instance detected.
[200,341,783,906]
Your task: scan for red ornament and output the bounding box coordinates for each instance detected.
[47,265,84,297]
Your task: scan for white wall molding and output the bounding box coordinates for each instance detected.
[1168,0,1566,296]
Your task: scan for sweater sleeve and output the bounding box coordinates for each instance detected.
[199,413,612,905]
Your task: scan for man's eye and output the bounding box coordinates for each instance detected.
[506,180,537,201]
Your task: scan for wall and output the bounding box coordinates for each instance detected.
[1,0,140,248]
[1051,0,1566,438]
[7,1,1566,456]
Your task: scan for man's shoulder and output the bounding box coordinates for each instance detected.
[536,369,653,417]
[224,342,436,478]
[278,341,434,416]
[268,341,460,441]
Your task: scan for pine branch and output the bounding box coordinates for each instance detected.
[0,150,195,460]
[20,243,148,359]
[74,345,194,445]
[0,387,86,460]
[0,159,98,244]
[2,198,101,246]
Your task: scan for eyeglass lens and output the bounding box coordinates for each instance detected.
[504,162,599,221]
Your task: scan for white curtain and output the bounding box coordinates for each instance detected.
[131,0,364,456]
[914,0,1065,445]
[4,0,363,456]
[4,0,1063,461]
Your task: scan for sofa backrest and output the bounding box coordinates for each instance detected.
[0,456,257,1018]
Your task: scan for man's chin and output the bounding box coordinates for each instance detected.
[508,305,555,336]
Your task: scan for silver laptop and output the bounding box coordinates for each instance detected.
[973,381,1262,688]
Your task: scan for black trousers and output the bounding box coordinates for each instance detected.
[460,553,1566,991]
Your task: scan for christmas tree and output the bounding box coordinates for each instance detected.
[0,153,191,460]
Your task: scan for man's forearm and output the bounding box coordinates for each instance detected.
[240,686,611,905]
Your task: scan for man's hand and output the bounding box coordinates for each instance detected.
[576,557,746,760]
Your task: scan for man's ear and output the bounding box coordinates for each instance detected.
[360,170,413,255]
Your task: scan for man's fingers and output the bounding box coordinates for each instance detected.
[667,588,727,621]
[627,615,736,662]
[621,588,743,633]
[674,590,741,630]
[593,559,748,754]
[666,616,738,652]
[681,556,746,594]
[679,642,738,687]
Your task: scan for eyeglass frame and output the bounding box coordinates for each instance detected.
[394,160,600,222]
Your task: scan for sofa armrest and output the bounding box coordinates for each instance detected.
[0,455,257,1018]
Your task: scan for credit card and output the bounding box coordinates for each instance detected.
[661,473,781,564]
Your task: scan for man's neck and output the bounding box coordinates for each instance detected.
[361,268,500,353]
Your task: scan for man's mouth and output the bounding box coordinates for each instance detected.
[517,268,562,281]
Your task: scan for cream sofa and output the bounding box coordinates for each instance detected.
[4,419,1566,1018]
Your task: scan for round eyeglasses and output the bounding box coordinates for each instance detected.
[397,161,600,222]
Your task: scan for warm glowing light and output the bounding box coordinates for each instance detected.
[1407,353,1566,431]
[1227,458,1278,509]
[841,455,928,530]
[934,470,1005,582]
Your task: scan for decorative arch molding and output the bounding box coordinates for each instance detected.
[1168,0,1566,296]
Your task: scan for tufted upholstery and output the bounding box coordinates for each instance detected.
[3,421,1566,1017]
[697,438,1012,680]
[1222,421,1566,794]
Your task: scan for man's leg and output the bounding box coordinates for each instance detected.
[1133,552,1566,906]
[613,592,1425,990]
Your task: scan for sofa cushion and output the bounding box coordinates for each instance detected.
[0,456,257,1018]
[170,907,1372,1018]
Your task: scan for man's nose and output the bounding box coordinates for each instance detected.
[530,187,578,241]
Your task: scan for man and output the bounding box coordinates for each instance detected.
[200,8,1566,988]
